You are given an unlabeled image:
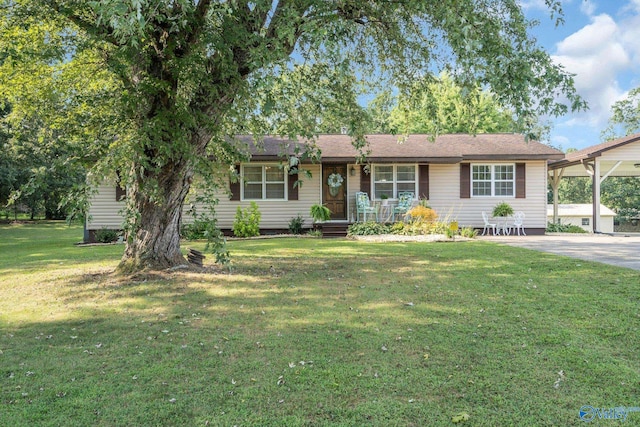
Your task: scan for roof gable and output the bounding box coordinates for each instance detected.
[550,132,640,168]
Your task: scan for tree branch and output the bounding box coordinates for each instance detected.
[41,0,121,46]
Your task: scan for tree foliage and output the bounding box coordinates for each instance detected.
[387,72,519,136]
[0,0,585,270]
[550,176,640,219]
[602,86,640,140]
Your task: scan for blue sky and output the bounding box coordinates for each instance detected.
[522,0,640,150]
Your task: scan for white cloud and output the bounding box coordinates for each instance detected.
[619,11,640,67]
[580,0,597,16]
[518,0,552,11]
[552,14,632,128]
[628,0,640,12]
[550,134,571,148]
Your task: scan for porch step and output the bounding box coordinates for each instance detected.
[321,222,350,238]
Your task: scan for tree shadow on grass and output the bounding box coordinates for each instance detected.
[2,240,639,426]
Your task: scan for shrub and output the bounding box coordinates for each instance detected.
[460,226,478,238]
[546,222,587,233]
[347,221,391,236]
[288,215,305,235]
[181,220,209,240]
[233,202,261,237]
[406,205,437,222]
[95,227,119,243]
[391,219,452,236]
[390,221,408,234]
[306,229,322,237]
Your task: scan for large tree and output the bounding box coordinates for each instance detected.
[388,72,519,135]
[1,0,585,271]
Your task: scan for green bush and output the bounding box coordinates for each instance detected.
[391,220,449,236]
[181,220,209,240]
[95,227,119,243]
[233,202,261,237]
[347,221,391,236]
[546,222,587,233]
[288,215,305,235]
[460,226,478,238]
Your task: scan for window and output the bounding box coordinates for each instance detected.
[242,165,286,200]
[582,218,590,226]
[471,164,514,197]
[372,165,416,199]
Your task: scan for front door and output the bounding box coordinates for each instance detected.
[322,164,347,220]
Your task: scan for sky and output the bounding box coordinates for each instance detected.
[522,0,640,150]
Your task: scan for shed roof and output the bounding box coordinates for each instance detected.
[238,134,563,163]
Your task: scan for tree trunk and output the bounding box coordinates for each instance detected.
[118,158,195,272]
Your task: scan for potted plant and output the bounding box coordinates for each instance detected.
[380,194,389,206]
[492,201,514,217]
[310,204,331,224]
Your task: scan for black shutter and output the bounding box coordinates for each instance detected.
[288,171,299,201]
[418,164,429,200]
[516,163,526,199]
[460,164,470,199]
[360,165,371,196]
[229,165,241,201]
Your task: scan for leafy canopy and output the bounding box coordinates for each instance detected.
[387,72,519,136]
[603,86,640,141]
[0,0,586,269]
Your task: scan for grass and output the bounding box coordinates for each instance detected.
[1,222,639,426]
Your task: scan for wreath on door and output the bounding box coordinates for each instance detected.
[327,173,344,197]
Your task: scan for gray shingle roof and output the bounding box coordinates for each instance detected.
[238,134,563,163]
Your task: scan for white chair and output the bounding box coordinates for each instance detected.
[512,211,526,235]
[482,211,497,236]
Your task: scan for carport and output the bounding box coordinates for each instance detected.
[548,132,640,233]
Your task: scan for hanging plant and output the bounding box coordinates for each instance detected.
[492,202,514,217]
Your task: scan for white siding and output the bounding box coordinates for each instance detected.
[203,164,322,229]
[545,215,614,233]
[87,161,550,232]
[600,142,640,160]
[86,183,126,229]
[428,161,548,229]
[87,165,325,232]
[346,164,361,222]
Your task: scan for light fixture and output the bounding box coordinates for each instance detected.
[350,165,356,176]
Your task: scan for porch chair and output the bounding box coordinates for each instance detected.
[512,211,526,236]
[355,192,378,222]
[481,211,498,236]
[393,192,414,221]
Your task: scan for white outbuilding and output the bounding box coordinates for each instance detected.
[546,204,616,233]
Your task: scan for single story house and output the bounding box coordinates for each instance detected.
[546,204,616,233]
[85,133,564,241]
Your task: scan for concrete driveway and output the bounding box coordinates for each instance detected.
[480,233,640,271]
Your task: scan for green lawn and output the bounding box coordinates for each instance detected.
[1,222,639,426]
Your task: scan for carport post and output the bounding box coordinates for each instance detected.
[592,159,601,233]
[549,168,564,225]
